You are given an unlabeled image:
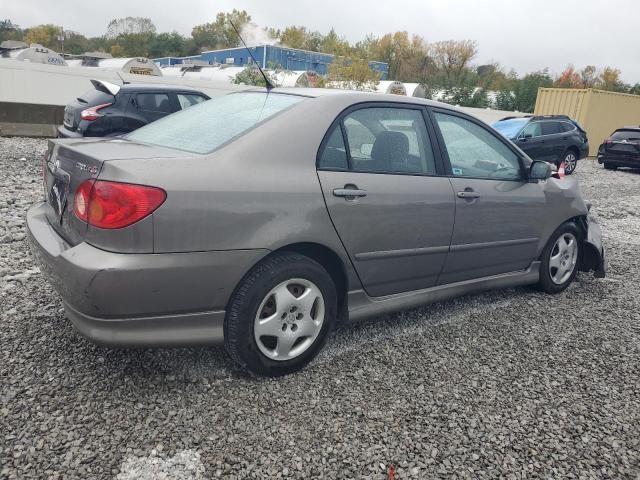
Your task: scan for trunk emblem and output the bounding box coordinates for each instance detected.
[75,162,98,174]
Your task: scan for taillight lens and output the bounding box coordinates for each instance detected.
[73,180,166,229]
[80,103,112,121]
[605,137,613,146]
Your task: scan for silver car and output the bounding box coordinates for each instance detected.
[27,89,605,376]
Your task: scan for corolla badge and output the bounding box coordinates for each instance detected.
[74,162,98,174]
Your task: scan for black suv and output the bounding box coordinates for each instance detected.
[492,115,589,175]
[58,80,210,138]
[597,127,640,170]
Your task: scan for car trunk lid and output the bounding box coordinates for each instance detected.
[63,81,118,131]
[42,138,192,245]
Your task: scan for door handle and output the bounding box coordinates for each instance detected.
[333,187,367,198]
[457,191,480,199]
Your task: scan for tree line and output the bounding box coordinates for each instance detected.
[2,11,639,113]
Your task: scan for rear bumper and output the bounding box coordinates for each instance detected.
[597,153,640,167]
[57,125,83,138]
[27,202,268,346]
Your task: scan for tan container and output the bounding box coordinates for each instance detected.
[534,88,640,156]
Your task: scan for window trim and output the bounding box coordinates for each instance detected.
[315,101,446,178]
[516,120,576,139]
[428,106,528,182]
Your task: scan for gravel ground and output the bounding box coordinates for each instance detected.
[1,136,639,479]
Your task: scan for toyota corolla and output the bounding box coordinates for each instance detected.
[27,89,605,376]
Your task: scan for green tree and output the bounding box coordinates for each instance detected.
[513,70,553,113]
[0,19,22,42]
[191,9,251,51]
[232,64,275,87]
[149,32,187,58]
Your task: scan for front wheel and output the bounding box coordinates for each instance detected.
[562,151,578,175]
[536,222,581,294]
[224,252,337,376]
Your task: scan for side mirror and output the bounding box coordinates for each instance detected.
[529,160,552,182]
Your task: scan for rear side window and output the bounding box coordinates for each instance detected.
[177,93,207,110]
[434,112,522,181]
[136,93,172,113]
[342,108,436,175]
[541,121,561,135]
[127,92,304,154]
[559,122,576,133]
[318,127,349,170]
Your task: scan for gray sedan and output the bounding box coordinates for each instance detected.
[27,89,605,376]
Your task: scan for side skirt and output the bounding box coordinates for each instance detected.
[347,262,541,322]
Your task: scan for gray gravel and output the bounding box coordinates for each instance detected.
[1,136,639,479]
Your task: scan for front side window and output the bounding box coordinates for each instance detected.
[342,107,436,175]
[522,122,542,138]
[434,112,522,181]
[127,92,304,154]
[136,93,171,113]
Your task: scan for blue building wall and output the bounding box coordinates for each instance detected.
[154,45,388,79]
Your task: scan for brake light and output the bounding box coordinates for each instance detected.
[80,103,112,121]
[605,137,613,146]
[73,180,166,229]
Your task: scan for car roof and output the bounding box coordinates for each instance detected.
[243,87,463,110]
[615,127,640,132]
[119,83,206,93]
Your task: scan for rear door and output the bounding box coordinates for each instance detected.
[317,104,455,297]
[429,108,548,284]
[127,92,173,131]
[540,121,565,162]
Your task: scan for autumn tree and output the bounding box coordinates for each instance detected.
[23,24,62,49]
[598,67,625,92]
[430,40,478,84]
[191,9,250,51]
[323,56,380,91]
[554,65,582,88]
[580,65,598,88]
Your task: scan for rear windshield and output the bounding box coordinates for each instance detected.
[611,130,640,141]
[492,118,529,139]
[78,88,113,105]
[126,92,304,154]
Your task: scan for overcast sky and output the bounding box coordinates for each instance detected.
[5,0,640,83]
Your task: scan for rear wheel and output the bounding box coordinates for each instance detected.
[224,252,337,376]
[562,150,578,175]
[536,222,581,294]
[604,162,617,170]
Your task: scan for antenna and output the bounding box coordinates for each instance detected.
[229,20,274,91]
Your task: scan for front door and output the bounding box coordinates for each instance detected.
[317,105,455,297]
[430,109,548,285]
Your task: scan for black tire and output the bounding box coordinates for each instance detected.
[562,149,578,175]
[536,222,582,294]
[224,252,337,377]
[604,163,617,170]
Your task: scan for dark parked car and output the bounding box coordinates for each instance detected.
[29,90,605,376]
[57,80,210,138]
[597,127,640,170]
[492,115,589,174]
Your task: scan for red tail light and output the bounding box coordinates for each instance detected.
[605,137,613,145]
[80,103,112,121]
[73,180,166,229]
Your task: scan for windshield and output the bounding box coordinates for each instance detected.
[492,118,529,139]
[126,92,305,154]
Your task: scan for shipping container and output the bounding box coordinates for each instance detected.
[535,88,640,156]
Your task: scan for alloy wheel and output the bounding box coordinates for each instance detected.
[564,152,577,173]
[549,233,578,285]
[254,278,325,361]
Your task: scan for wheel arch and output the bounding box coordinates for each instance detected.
[274,242,349,322]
